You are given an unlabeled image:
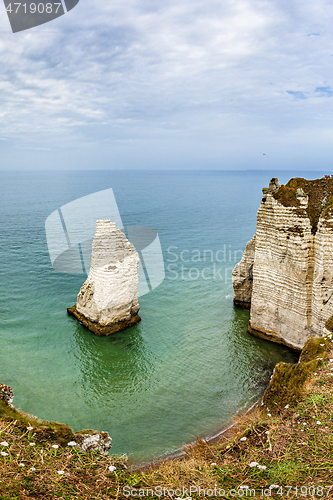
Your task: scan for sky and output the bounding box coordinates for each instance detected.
[1,0,333,170]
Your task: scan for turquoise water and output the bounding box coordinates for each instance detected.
[0,170,306,462]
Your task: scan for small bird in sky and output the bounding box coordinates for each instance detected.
[262,153,267,155]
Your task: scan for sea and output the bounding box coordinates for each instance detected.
[1,169,320,463]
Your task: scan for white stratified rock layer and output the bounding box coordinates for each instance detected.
[311,214,333,337]
[249,192,312,350]
[233,179,333,351]
[232,235,255,308]
[75,219,140,330]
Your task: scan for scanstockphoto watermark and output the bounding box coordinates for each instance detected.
[123,485,256,497]
[3,0,80,33]
[166,245,244,281]
[45,187,244,290]
[45,188,165,298]
[123,485,333,498]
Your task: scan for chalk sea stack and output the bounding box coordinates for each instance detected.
[68,219,141,335]
[233,177,333,351]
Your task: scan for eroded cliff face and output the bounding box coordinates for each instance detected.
[232,235,255,309]
[68,219,140,335]
[233,177,333,351]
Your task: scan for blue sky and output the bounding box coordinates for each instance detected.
[1,0,333,170]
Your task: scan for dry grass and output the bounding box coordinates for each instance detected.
[0,418,126,499]
[1,335,333,499]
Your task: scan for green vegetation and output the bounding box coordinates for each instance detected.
[273,177,333,234]
[325,314,333,333]
[0,401,76,447]
[1,334,333,499]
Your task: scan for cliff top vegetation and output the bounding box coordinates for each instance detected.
[273,177,333,234]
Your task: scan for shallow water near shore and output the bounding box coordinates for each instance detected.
[0,169,315,462]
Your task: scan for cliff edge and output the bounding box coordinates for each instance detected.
[0,383,112,453]
[233,176,333,351]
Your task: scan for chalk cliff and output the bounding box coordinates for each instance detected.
[233,177,333,351]
[232,235,256,309]
[68,219,140,335]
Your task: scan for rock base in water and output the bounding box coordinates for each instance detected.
[67,304,141,336]
[247,323,301,352]
[233,299,251,309]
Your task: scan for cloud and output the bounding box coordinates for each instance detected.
[287,91,307,99]
[315,86,333,97]
[1,0,333,169]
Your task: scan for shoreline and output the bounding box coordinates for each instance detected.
[0,347,285,470]
[131,332,330,470]
[1,333,332,498]
[1,316,300,469]
[0,310,314,470]
[130,399,261,472]
[0,383,263,470]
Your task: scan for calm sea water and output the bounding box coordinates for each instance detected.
[1,170,315,462]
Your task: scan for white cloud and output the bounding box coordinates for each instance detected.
[0,0,333,168]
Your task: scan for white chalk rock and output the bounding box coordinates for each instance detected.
[233,177,333,351]
[232,235,255,308]
[68,219,140,335]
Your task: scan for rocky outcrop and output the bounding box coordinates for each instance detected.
[68,219,140,335]
[233,177,333,351]
[0,383,14,407]
[262,333,332,412]
[67,431,112,454]
[232,235,255,308]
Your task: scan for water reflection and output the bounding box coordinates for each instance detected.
[71,320,156,407]
[224,307,298,398]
